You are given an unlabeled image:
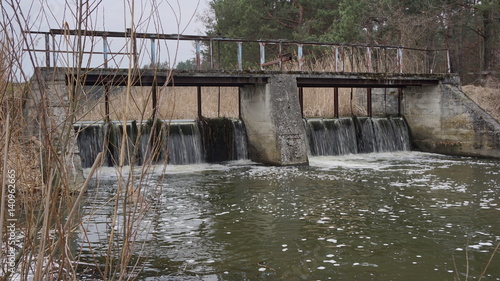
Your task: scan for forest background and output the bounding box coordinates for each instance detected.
[200,0,499,85]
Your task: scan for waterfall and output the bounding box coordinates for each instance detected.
[198,118,248,162]
[75,118,248,168]
[305,118,358,156]
[75,122,106,168]
[165,121,204,165]
[305,116,411,156]
[232,119,249,160]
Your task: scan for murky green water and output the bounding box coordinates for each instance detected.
[80,152,500,280]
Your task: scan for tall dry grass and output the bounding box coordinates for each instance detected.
[462,84,500,122]
[76,85,374,121]
[0,1,189,280]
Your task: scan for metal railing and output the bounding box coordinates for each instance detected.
[25,29,451,74]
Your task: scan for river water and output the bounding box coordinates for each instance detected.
[80,152,499,280]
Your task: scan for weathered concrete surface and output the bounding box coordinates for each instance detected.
[404,78,500,158]
[26,68,85,189]
[240,75,309,165]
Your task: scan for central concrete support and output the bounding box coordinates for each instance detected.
[240,75,309,166]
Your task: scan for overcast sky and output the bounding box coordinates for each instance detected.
[12,0,211,71]
[26,0,210,34]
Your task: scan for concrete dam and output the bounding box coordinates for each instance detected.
[26,67,500,174]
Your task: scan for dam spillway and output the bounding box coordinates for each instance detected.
[304,117,411,156]
[75,117,412,168]
[75,119,249,168]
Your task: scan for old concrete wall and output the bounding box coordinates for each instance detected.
[26,68,85,188]
[240,75,309,165]
[404,79,500,158]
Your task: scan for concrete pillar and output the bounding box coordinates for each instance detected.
[26,68,86,188]
[240,75,309,166]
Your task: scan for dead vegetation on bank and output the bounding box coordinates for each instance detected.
[462,84,500,122]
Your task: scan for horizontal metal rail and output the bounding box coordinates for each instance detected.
[24,29,451,74]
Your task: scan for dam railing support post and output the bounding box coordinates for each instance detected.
[367,88,372,117]
[334,87,339,118]
[197,86,202,119]
[398,88,403,116]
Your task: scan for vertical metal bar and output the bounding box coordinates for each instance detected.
[105,85,110,123]
[279,42,283,70]
[334,87,339,118]
[151,38,156,68]
[45,33,50,67]
[298,87,304,118]
[334,46,339,72]
[103,34,110,121]
[367,47,372,72]
[397,48,403,73]
[210,39,214,69]
[298,44,303,71]
[367,88,372,117]
[260,42,265,70]
[103,36,108,68]
[398,88,403,116]
[197,86,202,119]
[446,50,451,73]
[52,34,56,67]
[132,30,138,68]
[196,40,202,70]
[351,46,355,71]
[237,42,242,71]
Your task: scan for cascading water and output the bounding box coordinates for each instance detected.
[164,121,204,165]
[304,118,358,156]
[232,119,249,160]
[75,118,248,168]
[305,116,411,156]
[198,118,248,162]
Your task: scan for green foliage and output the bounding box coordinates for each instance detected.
[204,0,499,80]
[176,59,196,70]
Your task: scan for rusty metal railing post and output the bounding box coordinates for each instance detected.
[398,88,403,116]
[195,41,202,70]
[366,47,372,72]
[237,42,242,71]
[279,42,283,70]
[197,86,202,119]
[260,42,265,70]
[367,88,372,117]
[397,48,403,73]
[210,39,214,70]
[334,46,339,72]
[103,36,110,122]
[446,49,451,73]
[150,38,156,67]
[298,44,303,71]
[103,36,108,68]
[129,29,138,69]
[45,33,50,67]
[334,87,339,118]
[52,34,57,67]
